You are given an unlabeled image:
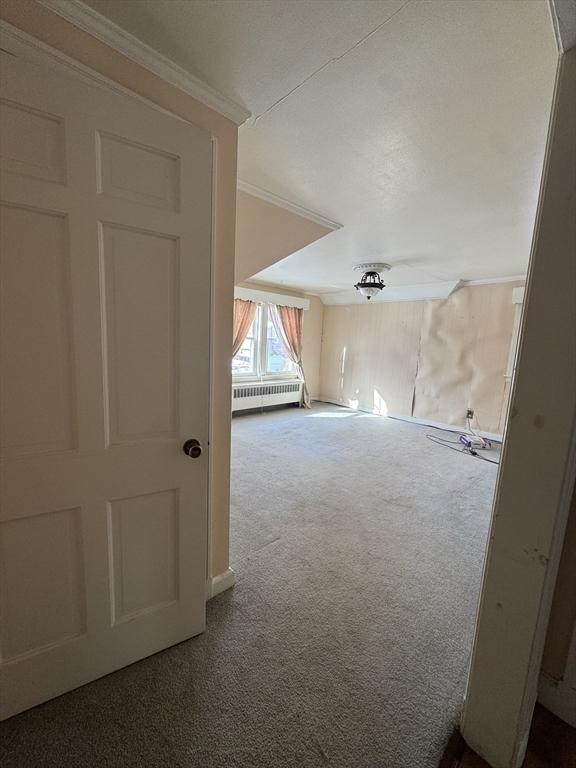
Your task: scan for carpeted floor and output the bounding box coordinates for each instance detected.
[0,403,498,768]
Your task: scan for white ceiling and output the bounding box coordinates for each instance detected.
[82,0,558,300]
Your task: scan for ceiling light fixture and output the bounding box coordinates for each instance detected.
[353,262,391,300]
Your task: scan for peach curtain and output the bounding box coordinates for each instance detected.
[232,299,257,358]
[270,304,311,407]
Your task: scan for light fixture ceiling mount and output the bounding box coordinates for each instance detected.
[353,262,391,300]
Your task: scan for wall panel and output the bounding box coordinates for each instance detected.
[319,283,523,433]
[320,301,424,417]
[413,284,518,432]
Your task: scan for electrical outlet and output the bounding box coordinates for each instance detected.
[466,408,474,420]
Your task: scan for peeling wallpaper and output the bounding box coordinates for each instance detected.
[319,283,523,434]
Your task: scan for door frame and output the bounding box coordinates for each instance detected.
[0,18,218,597]
[461,6,576,766]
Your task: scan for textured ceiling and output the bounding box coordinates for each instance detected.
[83,0,558,297]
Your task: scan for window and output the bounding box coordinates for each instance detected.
[265,313,296,375]
[232,303,297,379]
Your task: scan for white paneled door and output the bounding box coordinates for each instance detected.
[0,47,212,719]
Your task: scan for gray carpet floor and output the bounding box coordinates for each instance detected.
[0,403,498,768]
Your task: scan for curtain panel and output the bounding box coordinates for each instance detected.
[270,304,311,408]
[232,299,257,358]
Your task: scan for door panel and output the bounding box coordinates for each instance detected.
[109,489,180,623]
[0,98,67,184]
[0,46,212,719]
[102,223,180,444]
[98,131,180,212]
[0,203,75,457]
[0,506,85,661]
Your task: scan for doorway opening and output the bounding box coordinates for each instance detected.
[227,281,520,765]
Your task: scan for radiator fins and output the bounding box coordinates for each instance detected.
[233,382,301,399]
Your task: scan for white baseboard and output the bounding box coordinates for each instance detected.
[317,398,503,441]
[206,567,235,599]
[387,413,503,442]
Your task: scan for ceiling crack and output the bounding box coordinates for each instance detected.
[250,0,412,125]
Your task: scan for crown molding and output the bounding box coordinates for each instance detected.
[318,275,527,305]
[0,20,204,123]
[237,179,342,231]
[463,275,526,286]
[321,280,463,305]
[38,0,251,125]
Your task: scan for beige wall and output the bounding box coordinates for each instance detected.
[413,284,520,433]
[235,190,334,283]
[0,0,238,578]
[320,283,523,434]
[320,300,423,417]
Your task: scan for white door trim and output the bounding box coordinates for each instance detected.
[1,19,221,599]
[461,33,576,768]
[37,0,250,125]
